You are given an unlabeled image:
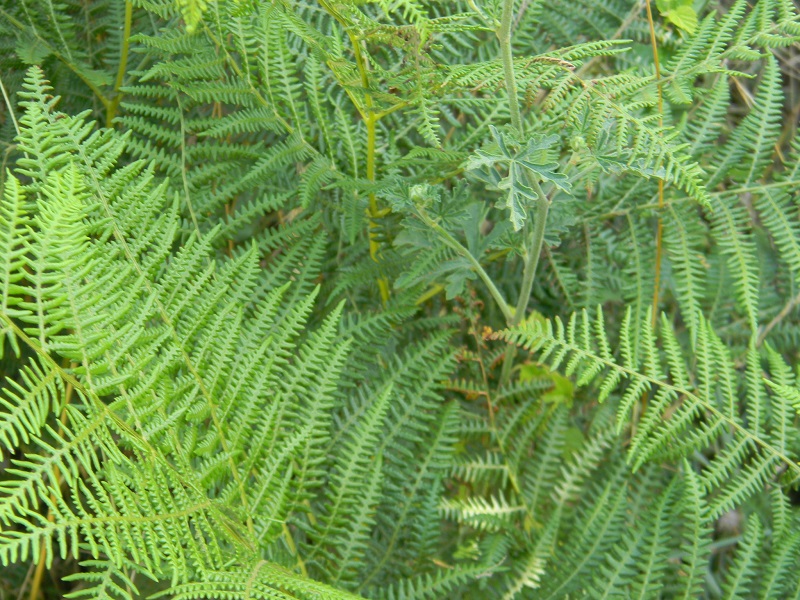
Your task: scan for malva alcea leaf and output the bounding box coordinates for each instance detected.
[466,126,571,231]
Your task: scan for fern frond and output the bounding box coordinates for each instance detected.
[707,54,784,187]
[495,308,800,487]
[63,557,151,600]
[720,516,762,599]
[0,176,29,358]
[0,67,359,595]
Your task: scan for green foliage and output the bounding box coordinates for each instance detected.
[1,0,800,597]
[466,127,571,231]
[656,0,699,34]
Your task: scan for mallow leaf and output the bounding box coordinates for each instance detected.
[496,166,538,231]
[655,0,698,33]
[466,126,571,231]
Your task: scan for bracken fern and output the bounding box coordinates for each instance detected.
[1,0,800,597]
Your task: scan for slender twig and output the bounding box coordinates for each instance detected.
[467,0,494,28]
[574,1,644,79]
[16,562,35,600]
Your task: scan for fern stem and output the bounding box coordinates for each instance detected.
[644,0,665,328]
[282,523,308,577]
[318,0,390,300]
[642,0,666,423]
[176,93,201,238]
[28,378,72,600]
[105,0,132,128]
[416,207,514,323]
[0,72,19,137]
[471,327,525,500]
[356,58,390,302]
[366,113,390,302]
[651,208,664,318]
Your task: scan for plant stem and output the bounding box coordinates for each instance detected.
[514,178,549,325]
[497,0,522,133]
[644,0,665,328]
[0,72,19,137]
[366,112,390,302]
[416,207,514,324]
[499,180,551,384]
[497,0,552,384]
[282,523,308,577]
[106,0,133,128]
[28,380,72,600]
[644,0,665,417]
[318,0,390,300]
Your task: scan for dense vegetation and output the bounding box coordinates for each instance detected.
[1,0,800,597]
